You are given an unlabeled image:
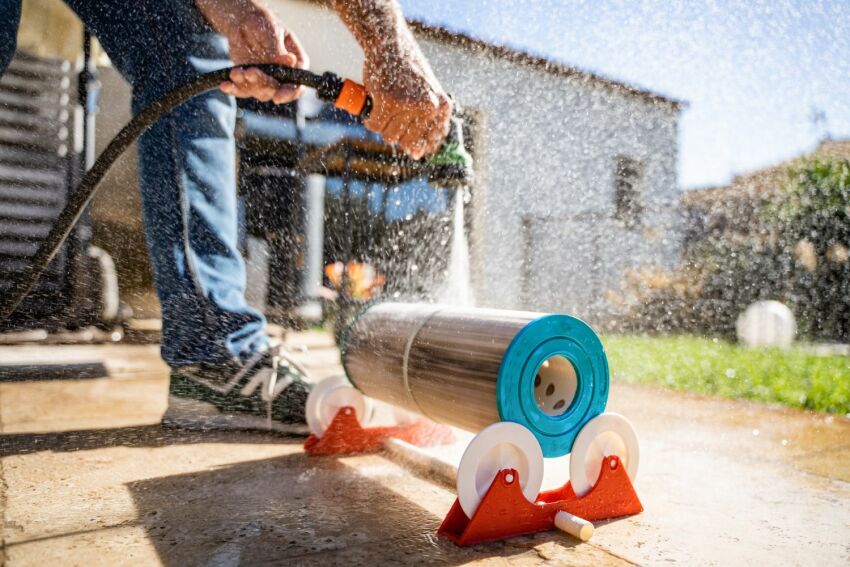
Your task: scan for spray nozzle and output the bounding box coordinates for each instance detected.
[425,107,474,188]
[316,73,474,189]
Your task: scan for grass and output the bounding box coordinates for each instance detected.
[602,335,850,415]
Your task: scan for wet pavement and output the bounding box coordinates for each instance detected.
[1,334,848,565]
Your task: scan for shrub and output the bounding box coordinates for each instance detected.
[617,158,850,342]
[769,158,850,340]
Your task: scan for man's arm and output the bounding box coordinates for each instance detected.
[196,0,450,158]
[328,0,451,159]
[196,0,309,104]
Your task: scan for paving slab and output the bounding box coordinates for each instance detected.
[1,336,848,566]
[1,428,630,566]
[0,345,169,434]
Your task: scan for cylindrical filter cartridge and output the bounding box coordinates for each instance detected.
[341,303,609,457]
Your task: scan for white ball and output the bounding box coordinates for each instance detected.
[736,300,797,348]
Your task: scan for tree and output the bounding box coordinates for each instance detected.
[769,158,850,341]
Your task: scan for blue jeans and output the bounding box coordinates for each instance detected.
[0,0,268,366]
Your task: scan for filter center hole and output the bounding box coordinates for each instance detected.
[533,355,577,417]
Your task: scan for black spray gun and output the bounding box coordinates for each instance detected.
[0,64,474,321]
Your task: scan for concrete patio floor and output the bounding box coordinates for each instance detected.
[1,332,848,566]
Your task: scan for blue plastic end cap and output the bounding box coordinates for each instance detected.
[496,314,609,458]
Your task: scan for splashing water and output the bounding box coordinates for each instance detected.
[438,191,474,306]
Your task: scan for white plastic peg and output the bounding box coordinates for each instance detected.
[554,510,594,541]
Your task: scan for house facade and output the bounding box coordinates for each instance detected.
[412,25,683,318]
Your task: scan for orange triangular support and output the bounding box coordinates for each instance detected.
[438,455,642,546]
[304,406,455,455]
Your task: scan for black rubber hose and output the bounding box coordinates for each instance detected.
[0,64,345,322]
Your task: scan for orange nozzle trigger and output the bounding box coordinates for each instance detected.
[335,79,368,116]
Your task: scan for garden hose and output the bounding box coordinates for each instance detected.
[0,64,473,322]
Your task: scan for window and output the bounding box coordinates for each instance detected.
[614,157,645,227]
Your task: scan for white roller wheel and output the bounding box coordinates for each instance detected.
[305,376,371,437]
[569,412,640,497]
[456,422,544,519]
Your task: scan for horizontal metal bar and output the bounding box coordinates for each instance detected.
[0,108,69,132]
[0,254,65,274]
[0,202,61,220]
[0,165,67,187]
[0,144,66,169]
[0,239,41,257]
[0,88,69,112]
[0,127,65,153]
[6,55,72,78]
[0,73,71,95]
[0,220,53,239]
[0,185,65,205]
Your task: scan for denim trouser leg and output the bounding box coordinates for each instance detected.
[39,1,268,365]
[0,0,21,73]
[132,54,270,367]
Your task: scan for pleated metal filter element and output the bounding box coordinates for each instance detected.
[341,302,610,457]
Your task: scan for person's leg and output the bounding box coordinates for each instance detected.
[64,0,268,366]
[0,0,22,74]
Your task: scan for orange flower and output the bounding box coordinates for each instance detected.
[324,261,386,300]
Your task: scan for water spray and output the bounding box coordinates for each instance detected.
[0,64,473,323]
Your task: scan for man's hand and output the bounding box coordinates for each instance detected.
[330,0,452,159]
[362,51,452,160]
[197,0,309,104]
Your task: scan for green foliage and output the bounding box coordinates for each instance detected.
[621,157,850,341]
[688,238,792,337]
[604,335,850,414]
[769,158,850,247]
[770,158,850,340]
[614,239,792,339]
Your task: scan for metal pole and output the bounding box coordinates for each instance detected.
[340,146,353,303]
[67,30,101,323]
[80,31,100,174]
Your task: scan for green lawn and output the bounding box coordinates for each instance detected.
[602,335,850,414]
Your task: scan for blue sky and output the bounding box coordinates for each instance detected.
[400,0,850,189]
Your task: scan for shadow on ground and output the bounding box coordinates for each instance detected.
[0,424,294,457]
[2,425,588,566]
[127,444,584,566]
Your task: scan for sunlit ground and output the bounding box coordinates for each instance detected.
[604,335,850,415]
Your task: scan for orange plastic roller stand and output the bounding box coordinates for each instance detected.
[304,406,455,456]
